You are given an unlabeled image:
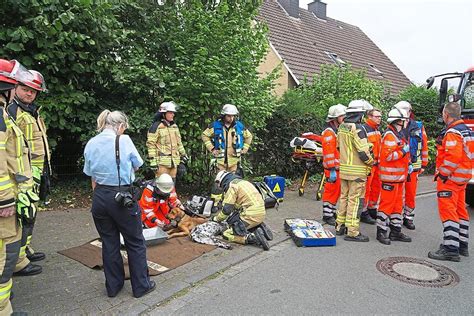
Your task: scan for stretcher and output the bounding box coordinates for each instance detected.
[290,133,325,199]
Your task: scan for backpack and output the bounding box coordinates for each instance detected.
[409,121,423,163]
[253,182,279,210]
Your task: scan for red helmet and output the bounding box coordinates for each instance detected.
[0,59,18,88]
[21,70,46,92]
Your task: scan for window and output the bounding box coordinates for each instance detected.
[368,63,384,77]
[325,52,346,67]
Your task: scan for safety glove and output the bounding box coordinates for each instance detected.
[327,168,337,183]
[401,144,410,156]
[16,192,36,225]
[31,166,42,194]
[408,164,414,174]
[177,163,187,179]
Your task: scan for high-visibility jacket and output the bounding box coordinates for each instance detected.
[379,125,409,183]
[0,104,15,209]
[406,119,429,170]
[214,179,265,221]
[147,120,186,168]
[321,123,339,170]
[363,118,381,162]
[337,122,374,180]
[138,184,181,228]
[7,99,50,172]
[436,119,474,185]
[202,119,252,167]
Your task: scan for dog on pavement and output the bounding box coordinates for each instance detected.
[165,207,208,239]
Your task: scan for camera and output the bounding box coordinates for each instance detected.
[115,191,135,208]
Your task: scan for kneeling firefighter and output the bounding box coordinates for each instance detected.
[211,171,271,250]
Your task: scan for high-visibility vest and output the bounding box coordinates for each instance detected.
[363,118,381,161]
[436,119,474,185]
[379,126,409,183]
[321,124,339,170]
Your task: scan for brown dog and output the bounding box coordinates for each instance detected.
[165,207,208,239]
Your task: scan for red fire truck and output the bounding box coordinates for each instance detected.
[426,66,474,206]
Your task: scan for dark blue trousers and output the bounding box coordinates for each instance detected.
[91,185,151,297]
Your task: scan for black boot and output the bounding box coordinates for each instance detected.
[389,230,412,242]
[14,263,42,276]
[360,211,376,225]
[459,247,469,257]
[367,208,377,220]
[428,246,460,262]
[376,228,391,245]
[323,216,336,226]
[344,233,369,242]
[258,222,274,241]
[335,224,347,236]
[403,218,415,230]
[246,228,270,250]
[27,251,46,262]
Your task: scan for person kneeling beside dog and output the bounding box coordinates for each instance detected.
[211,171,272,250]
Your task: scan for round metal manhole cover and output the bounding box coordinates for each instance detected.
[376,257,459,288]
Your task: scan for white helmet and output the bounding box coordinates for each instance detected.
[215,170,230,186]
[159,101,177,113]
[221,104,239,116]
[362,100,374,112]
[326,104,347,121]
[155,174,174,194]
[345,100,367,113]
[387,108,409,124]
[393,101,412,113]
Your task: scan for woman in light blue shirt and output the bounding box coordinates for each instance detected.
[83,110,155,298]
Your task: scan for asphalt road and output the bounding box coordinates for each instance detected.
[152,193,474,315]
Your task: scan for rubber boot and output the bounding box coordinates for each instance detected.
[459,247,470,257]
[246,228,270,251]
[344,233,369,242]
[335,224,347,236]
[323,216,336,226]
[389,228,412,242]
[428,245,460,262]
[258,222,273,241]
[376,227,391,245]
[360,211,376,225]
[403,218,415,230]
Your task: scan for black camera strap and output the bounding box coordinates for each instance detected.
[115,135,122,190]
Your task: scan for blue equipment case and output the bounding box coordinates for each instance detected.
[264,175,285,200]
[284,218,336,247]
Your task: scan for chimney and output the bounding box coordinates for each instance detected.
[277,0,299,18]
[308,0,327,20]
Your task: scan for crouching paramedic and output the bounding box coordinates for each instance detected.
[428,102,473,262]
[139,174,183,228]
[321,104,346,225]
[211,171,271,250]
[376,108,412,245]
[335,100,374,242]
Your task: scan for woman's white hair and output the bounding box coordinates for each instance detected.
[96,109,129,133]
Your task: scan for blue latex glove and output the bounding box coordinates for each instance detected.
[401,144,410,155]
[408,164,413,174]
[328,168,337,183]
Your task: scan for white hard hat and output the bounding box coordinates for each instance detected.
[345,100,367,113]
[159,101,177,113]
[326,104,346,121]
[387,108,409,124]
[221,104,239,115]
[393,101,412,112]
[215,170,231,187]
[362,100,374,112]
[155,174,174,194]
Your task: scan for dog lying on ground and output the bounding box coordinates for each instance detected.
[165,207,208,239]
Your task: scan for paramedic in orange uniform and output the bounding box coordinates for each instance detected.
[321,104,346,225]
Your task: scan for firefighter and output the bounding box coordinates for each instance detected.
[202,104,252,174]
[8,69,48,273]
[139,174,183,228]
[146,101,187,183]
[0,59,40,313]
[393,101,428,230]
[428,102,473,262]
[335,100,374,242]
[360,108,383,224]
[211,171,270,250]
[376,108,412,245]
[321,104,346,225]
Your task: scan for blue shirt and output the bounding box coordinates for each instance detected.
[83,129,143,186]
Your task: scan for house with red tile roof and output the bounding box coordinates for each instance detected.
[257,0,412,96]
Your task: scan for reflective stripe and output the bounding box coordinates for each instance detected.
[324,159,335,165]
[438,167,452,175]
[450,176,470,183]
[443,160,457,168]
[445,140,457,147]
[324,136,333,142]
[0,177,13,190]
[380,174,405,182]
[455,168,472,174]
[324,153,335,159]
[380,166,405,172]
[386,151,399,161]
[384,140,397,146]
[0,279,12,300]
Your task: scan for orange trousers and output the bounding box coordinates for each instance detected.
[437,179,469,251]
[403,170,419,220]
[364,165,380,210]
[377,182,404,232]
[322,169,340,218]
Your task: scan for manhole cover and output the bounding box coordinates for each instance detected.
[376,257,459,288]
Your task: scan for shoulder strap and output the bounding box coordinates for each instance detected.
[115,135,121,188]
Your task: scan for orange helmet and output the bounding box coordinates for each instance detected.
[21,69,46,92]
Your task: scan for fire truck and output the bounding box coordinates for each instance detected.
[426,66,474,206]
